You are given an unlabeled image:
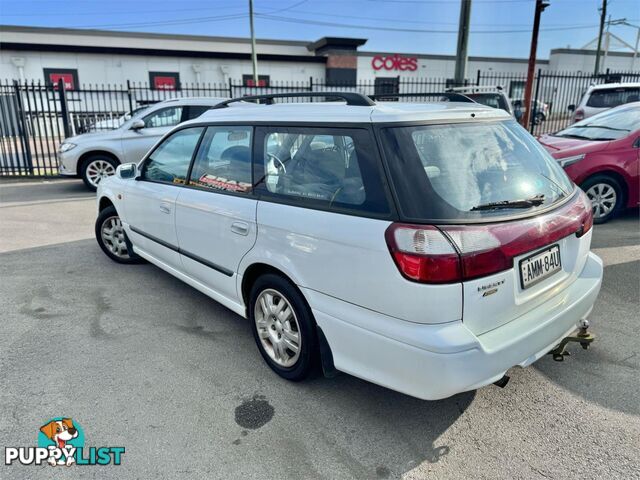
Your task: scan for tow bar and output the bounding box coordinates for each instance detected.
[548,319,595,362]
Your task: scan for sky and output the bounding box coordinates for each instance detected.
[0,0,638,59]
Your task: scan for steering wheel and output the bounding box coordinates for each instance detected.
[267,152,287,174]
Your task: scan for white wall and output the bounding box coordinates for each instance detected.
[0,50,325,85]
[547,50,639,73]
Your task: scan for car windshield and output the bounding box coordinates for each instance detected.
[554,104,640,141]
[380,120,574,221]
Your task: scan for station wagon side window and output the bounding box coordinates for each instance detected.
[188,126,253,193]
[256,127,390,215]
[143,106,184,128]
[141,127,204,185]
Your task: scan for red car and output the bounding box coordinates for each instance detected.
[538,102,640,223]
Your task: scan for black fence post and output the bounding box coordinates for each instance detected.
[126,79,134,113]
[228,78,233,98]
[57,79,71,138]
[476,69,481,86]
[12,80,33,174]
[309,76,313,92]
[530,68,543,134]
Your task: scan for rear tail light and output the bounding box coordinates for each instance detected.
[385,225,461,283]
[574,109,585,122]
[385,191,593,284]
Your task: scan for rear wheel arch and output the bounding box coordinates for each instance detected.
[241,263,300,313]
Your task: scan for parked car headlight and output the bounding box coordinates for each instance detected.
[558,154,585,168]
[58,142,77,153]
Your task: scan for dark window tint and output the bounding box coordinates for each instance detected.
[143,106,183,128]
[258,128,389,215]
[185,105,211,120]
[381,120,573,221]
[586,87,640,108]
[189,127,252,193]
[142,127,204,184]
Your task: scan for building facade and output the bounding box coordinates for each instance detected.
[2,25,638,90]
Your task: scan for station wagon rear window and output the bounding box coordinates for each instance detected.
[381,120,574,221]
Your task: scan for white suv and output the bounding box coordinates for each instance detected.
[95,92,603,400]
[58,97,227,190]
[570,82,640,122]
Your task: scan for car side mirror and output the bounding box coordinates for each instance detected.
[633,137,640,148]
[567,104,576,112]
[117,163,138,179]
[130,119,145,130]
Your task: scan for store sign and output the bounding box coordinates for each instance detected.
[43,69,79,90]
[153,76,177,90]
[371,54,418,72]
[149,72,180,91]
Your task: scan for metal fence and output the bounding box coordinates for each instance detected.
[1,70,639,177]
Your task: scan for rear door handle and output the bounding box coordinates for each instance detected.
[231,221,249,236]
[159,203,171,214]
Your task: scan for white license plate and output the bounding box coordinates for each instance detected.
[519,244,562,289]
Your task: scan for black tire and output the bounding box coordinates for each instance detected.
[95,205,143,264]
[81,155,119,191]
[249,274,318,381]
[580,174,624,224]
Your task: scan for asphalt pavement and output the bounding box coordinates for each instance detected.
[0,178,638,479]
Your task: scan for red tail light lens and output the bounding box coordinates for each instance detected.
[385,191,593,284]
[385,225,461,283]
[574,109,585,121]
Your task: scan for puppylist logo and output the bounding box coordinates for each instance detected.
[4,417,125,467]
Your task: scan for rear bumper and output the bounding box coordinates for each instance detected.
[308,252,603,400]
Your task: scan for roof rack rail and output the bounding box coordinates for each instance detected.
[368,92,476,103]
[212,91,376,108]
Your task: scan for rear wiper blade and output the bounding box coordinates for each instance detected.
[470,194,545,211]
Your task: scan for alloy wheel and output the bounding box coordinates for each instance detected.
[254,289,301,368]
[86,159,116,188]
[100,216,130,259]
[586,183,617,220]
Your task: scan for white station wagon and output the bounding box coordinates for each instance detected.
[95,92,603,400]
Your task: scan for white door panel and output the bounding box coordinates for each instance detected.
[175,189,257,301]
[245,202,462,325]
[125,181,181,268]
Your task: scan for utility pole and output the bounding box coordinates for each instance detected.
[249,0,259,86]
[521,0,549,129]
[454,0,472,86]
[594,0,607,75]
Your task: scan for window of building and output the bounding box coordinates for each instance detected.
[149,72,180,91]
[43,68,79,90]
[242,75,270,87]
[142,127,204,184]
[189,126,253,193]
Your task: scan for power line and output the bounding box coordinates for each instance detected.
[255,13,602,34]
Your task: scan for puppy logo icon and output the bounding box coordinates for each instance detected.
[4,417,124,467]
[38,417,84,467]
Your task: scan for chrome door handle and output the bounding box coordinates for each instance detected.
[159,203,171,214]
[231,221,249,236]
